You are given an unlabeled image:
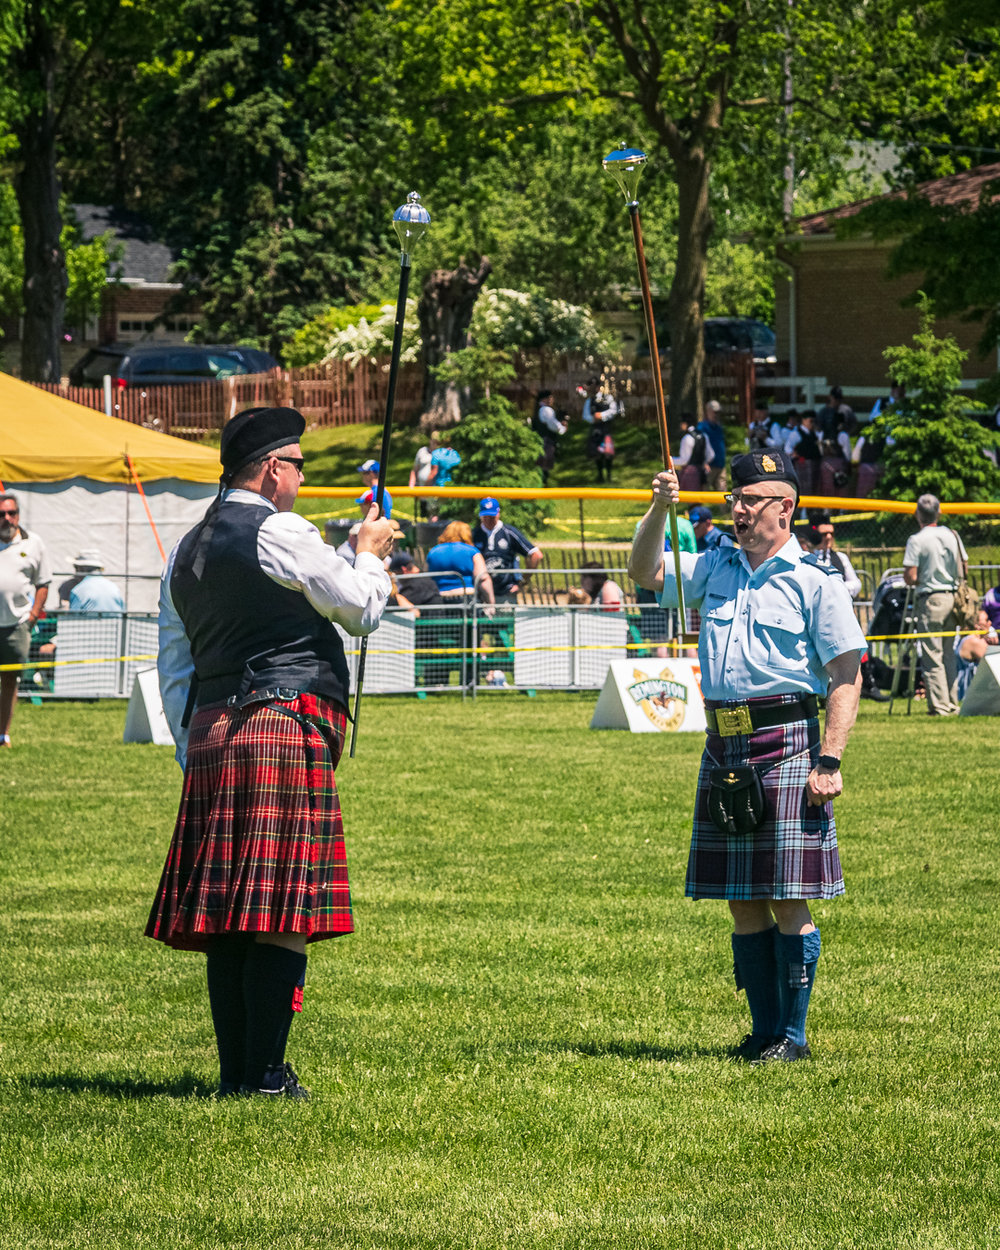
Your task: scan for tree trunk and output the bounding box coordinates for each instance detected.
[15,5,66,384]
[418,256,492,428]
[666,147,712,445]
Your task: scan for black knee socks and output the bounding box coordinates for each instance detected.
[206,934,253,1090]
[242,943,308,1091]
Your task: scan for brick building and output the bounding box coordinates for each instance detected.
[76,203,201,349]
[2,204,201,379]
[775,163,1000,388]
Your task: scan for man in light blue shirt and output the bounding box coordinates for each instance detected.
[630,449,866,1064]
[65,551,125,612]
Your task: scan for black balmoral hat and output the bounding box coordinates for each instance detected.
[729,449,800,499]
[220,406,306,480]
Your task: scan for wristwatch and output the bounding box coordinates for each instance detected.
[818,754,841,771]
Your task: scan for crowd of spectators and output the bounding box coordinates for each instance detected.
[748,384,902,498]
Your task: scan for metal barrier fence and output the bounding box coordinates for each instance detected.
[15,485,1000,701]
[18,612,159,698]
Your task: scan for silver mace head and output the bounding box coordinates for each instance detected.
[602,143,647,205]
[392,191,432,259]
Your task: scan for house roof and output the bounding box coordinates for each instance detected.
[795,161,1000,237]
[73,204,179,286]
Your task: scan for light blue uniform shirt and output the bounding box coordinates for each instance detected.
[68,574,125,613]
[659,536,867,701]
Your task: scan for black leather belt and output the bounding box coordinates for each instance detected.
[705,695,818,737]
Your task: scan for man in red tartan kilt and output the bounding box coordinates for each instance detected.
[630,449,867,1063]
[147,406,395,1098]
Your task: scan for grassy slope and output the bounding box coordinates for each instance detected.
[1,698,997,1249]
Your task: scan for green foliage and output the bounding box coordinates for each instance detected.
[449,394,551,534]
[471,287,621,363]
[318,299,421,367]
[703,239,778,324]
[63,225,123,333]
[0,176,22,320]
[430,343,516,394]
[874,296,1000,501]
[0,180,124,329]
[284,303,386,367]
[136,0,405,355]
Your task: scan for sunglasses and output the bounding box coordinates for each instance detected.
[272,456,305,473]
[0,508,19,517]
[723,493,788,509]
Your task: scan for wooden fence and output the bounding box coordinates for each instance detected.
[34,352,756,440]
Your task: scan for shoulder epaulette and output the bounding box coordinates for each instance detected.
[801,552,839,575]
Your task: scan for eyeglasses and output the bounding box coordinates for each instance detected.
[723,492,788,509]
[272,456,305,473]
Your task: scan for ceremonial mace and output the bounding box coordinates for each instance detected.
[602,144,686,630]
[350,191,431,757]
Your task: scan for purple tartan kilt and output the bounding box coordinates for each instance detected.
[145,693,353,951]
[685,705,845,901]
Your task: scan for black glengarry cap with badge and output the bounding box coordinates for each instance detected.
[729,449,800,503]
[220,406,306,482]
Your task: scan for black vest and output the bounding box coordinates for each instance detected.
[170,500,351,711]
[795,428,821,460]
[860,435,883,463]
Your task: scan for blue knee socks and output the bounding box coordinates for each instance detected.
[731,927,781,1041]
[775,928,821,1047]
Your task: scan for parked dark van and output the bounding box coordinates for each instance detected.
[69,343,280,388]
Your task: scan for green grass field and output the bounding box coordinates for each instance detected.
[2,696,997,1249]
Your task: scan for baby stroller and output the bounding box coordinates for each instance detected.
[869,570,921,712]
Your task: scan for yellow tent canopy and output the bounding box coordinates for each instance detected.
[0,372,220,484]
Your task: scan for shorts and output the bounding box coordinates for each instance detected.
[0,623,31,668]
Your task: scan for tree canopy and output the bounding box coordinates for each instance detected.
[3,0,996,410]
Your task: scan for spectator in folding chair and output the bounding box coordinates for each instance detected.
[954,608,999,704]
[61,550,125,612]
[472,497,543,605]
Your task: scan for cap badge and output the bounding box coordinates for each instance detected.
[761,454,777,473]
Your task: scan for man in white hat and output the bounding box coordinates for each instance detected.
[64,551,126,612]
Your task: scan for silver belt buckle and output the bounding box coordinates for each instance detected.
[715,705,753,737]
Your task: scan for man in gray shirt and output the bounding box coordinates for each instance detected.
[903,493,968,715]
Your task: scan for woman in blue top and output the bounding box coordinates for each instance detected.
[425,521,495,603]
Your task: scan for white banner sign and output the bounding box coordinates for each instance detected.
[590,659,707,733]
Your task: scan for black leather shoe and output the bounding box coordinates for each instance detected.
[241,1062,310,1100]
[753,1037,812,1064]
[730,1033,775,1062]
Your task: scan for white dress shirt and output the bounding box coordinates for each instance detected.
[158,489,390,766]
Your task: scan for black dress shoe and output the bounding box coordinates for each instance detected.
[753,1037,812,1064]
[241,1061,310,1100]
[730,1033,775,1062]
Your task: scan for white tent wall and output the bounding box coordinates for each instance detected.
[8,478,216,612]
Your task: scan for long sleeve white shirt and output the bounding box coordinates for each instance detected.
[158,489,390,766]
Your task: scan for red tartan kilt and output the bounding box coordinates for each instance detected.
[146,694,353,951]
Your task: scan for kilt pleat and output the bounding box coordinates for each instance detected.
[685,702,845,901]
[146,694,353,951]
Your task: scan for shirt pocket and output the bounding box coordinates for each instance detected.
[751,604,808,671]
[702,599,735,659]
